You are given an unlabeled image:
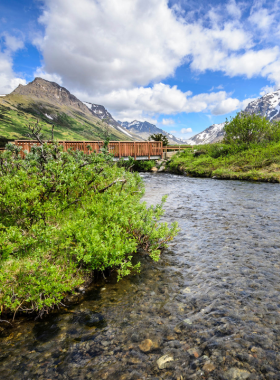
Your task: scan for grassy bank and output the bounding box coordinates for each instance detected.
[0,143,178,322]
[167,142,280,182]
[167,113,280,183]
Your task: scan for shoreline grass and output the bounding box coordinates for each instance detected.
[167,142,280,183]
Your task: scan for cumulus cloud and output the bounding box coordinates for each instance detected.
[0,33,26,94]
[181,128,192,133]
[37,0,280,94]
[162,118,175,125]
[38,0,190,94]
[30,0,280,122]
[87,83,247,120]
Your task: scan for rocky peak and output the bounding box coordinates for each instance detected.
[83,102,117,125]
[118,120,192,144]
[11,77,91,114]
[188,123,225,145]
[244,89,280,121]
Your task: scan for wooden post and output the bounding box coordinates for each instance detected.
[134,142,136,160]
[83,141,86,154]
[119,142,121,158]
[63,141,66,152]
[148,142,150,160]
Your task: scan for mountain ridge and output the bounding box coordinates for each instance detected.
[118,119,192,145]
[0,78,134,141]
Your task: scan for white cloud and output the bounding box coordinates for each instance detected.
[181,127,192,133]
[162,118,175,125]
[211,98,240,115]
[249,8,274,31]
[226,0,242,19]
[37,0,280,94]
[209,84,224,91]
[38,0,190,94]
[34,68,63,85]
[31,0,280,121]
[87,83,247,120]
[260,85,276,96]
[0,33,26,94]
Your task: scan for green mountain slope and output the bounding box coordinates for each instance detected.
[0,78,133,142]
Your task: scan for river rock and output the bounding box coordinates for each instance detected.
[182,287,191,294]
[156,354,174,369]
[150,167,158,172]
[187,347,202,358]
[139,338,159,352]
[203,361,215,372]
[224,368,251,380]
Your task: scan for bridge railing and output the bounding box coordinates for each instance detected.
[14,140,163,160]
[163,145,193,152]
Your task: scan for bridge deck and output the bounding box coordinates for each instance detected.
[14,140,163,160]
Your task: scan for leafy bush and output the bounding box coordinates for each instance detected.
[0,143,178,319]
[224,112,280,146]
[117,157,156,172]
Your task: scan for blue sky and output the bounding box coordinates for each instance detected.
[1,0,280,139]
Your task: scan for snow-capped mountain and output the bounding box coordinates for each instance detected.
[82,102,138,139]
[187,89,280,145]
[118,120,192,145]
[244,89,280,121]
[187,123,225,145]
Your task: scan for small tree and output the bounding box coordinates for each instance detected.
[148,133,169,146]
[224,112,280,146]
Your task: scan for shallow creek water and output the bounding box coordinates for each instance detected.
[1,173,280,380]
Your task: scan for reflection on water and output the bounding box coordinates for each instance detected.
[1,173,280,379]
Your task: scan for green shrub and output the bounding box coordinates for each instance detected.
[117,157,156,172]
[0,143,179,318]
[224,112,280,146]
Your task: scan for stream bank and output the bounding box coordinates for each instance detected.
[1,173,280,380]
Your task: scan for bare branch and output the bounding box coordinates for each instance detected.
[98,179,126,193]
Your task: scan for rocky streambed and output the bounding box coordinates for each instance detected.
[1,173,280,380]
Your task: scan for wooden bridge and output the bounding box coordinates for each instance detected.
[14,140,164,160]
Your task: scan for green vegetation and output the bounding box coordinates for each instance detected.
[0,143,178,320]
[0,96,131,141]
[168,113,280,182]
[117,157,156,172]
[224,112,280,146]
[148,133,169,146]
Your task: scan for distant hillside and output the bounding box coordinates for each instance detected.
[0,78,134,141]
[118,120,191,145]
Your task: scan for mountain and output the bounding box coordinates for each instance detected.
[118,120,191,145]
[82,102,141,140]
[0,78,134,141]
[187,123,225,145]
[187,89,280,145]
[244,89,280,121]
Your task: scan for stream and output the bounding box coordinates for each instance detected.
[1,173,280,380]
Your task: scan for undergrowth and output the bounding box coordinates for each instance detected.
[0,142,178,321]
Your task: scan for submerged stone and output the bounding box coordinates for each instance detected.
[157,354,174,369]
